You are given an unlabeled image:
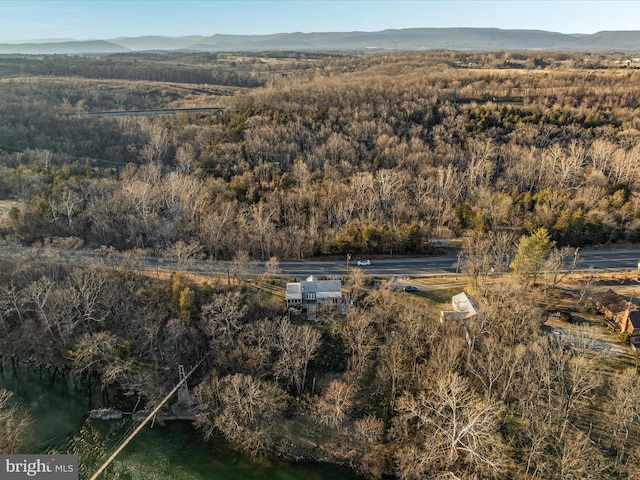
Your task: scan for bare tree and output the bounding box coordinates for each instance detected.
[460,230,515,287]
[199,201,237,260]
[478,276,545,347]
[509,336,604,478]
[175,144,195,175]
[71,331,132,387]
[555,351,601,444]
[138,118,171,163]
[0,283,27,326]
[334,308,378,382]
[460,234,494,288]
[194,372,288,456]
[25,276,56,338]
[466,338,518,401]
[557,428,608,480]
[262,256,281,283]
[67,266,108,332]
[606,370,640,466]
[245,201,276,260]
[166,239,205,271]
[542,246,575,293]
[274,318,321,395]
[377,331,409,415]
[239,318,277,378]
[345,266,371,306]
[228,250,257,285]
[351,415,387,478]
[201,292,248,346]
[315,379,355,428]
[0,389,30,454]
[578,270,596,304]
[395,372,506,478]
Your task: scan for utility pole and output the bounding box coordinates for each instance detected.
[346,253,351,277]
[177,364,191,406]
[572,247,580,271]
[89,357,206,480]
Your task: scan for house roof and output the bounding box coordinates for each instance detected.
[316,291,342,300]
[286,283,302,300]
[285,278,342,300]
[441,292,479,322]
[301,279,342,294]
[451,292,478,314]
[596,289,633,314]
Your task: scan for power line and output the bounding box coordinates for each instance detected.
[89,356,206,480]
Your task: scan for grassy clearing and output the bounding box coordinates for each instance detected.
[416,287,465,306]
[0,76,241,109]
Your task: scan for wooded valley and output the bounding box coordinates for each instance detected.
[2,50,640,258]
[1,50,640,479]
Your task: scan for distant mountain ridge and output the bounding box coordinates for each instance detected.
[0,40,129,54]
[1,28,640,54]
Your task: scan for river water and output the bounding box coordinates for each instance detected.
[0,365,360,480]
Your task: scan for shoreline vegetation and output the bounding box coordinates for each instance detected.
[1,50,640,478]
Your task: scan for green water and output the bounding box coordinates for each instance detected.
[0,366,360,480]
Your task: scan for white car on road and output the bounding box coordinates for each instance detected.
[356,259,371,266]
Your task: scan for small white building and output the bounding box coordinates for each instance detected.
[440,292,479,322]
[286,276,343,309]
[440,292,482,347]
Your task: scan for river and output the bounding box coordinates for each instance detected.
[0,365,360,480]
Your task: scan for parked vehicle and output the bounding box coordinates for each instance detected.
[403,285,418,292]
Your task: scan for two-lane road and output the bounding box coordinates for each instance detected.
[574,248,640,272]
[279,257,460,278]
[0,245,638,278]
[278,248,640,278]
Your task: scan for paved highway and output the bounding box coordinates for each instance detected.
[278,248,640,278]
[279,256,460,278]
[575,248,640,272]
[0,245,638,278]
[85,107,224,117]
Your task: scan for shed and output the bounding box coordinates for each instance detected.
[440,292,479,322]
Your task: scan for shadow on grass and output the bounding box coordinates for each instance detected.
[416,287,465,304]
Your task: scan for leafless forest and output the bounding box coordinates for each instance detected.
[1,50,640,478]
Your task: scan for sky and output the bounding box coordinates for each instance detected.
[1,0,640,42]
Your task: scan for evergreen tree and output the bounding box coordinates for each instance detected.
[510,227,555,285]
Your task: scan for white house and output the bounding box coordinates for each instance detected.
[286,276,343,309]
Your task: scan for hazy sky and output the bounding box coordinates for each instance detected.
[1,0,639,42]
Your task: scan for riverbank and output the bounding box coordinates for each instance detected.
[0,365,360,479]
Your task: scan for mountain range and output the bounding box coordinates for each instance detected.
[1,28,639,55]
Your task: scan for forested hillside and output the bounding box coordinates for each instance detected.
[1,50,639,259]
